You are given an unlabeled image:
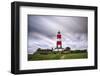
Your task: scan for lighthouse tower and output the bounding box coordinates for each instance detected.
[56,31,62,49]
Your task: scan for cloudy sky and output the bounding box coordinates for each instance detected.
[28,15,88,54]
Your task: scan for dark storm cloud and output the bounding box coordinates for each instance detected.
[28,15,55,38]
[28,15,88,54]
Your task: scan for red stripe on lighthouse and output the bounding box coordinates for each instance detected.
[57,34,61,38]
[57,41,62,45]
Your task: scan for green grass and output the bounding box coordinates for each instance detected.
[62,53,88,59]
[28,51,88,61]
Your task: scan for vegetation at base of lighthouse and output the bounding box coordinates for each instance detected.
[28,49,88,61]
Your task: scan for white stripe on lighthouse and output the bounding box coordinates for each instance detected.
[57,38,61,41]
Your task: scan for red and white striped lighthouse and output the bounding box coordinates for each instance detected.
[56,31,62,48]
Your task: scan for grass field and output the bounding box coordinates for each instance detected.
[28,51,88,61]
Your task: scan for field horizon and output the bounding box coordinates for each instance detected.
[28,50,88,61]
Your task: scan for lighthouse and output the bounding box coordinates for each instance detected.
[56,31,62,49]
[53,31,64,51]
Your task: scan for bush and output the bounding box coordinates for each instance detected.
[64,47,71,51]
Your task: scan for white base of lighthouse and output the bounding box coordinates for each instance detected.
[53,48,64,51]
